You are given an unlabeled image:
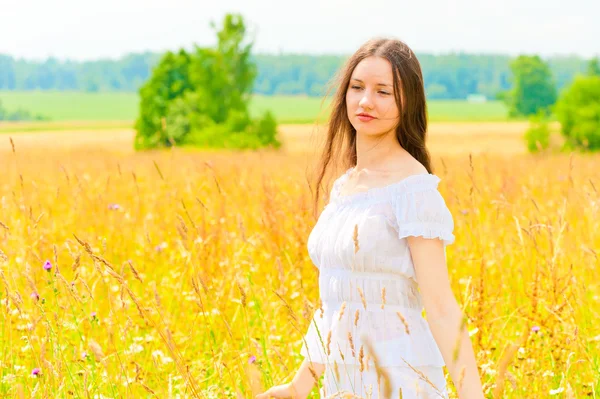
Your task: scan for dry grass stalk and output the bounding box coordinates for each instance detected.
[333,360,340,384]
[357,287,367,310]
[396,311,410,335]
[362,337,392,399]
[236,280,247,307]
[127,260,143,283]
[457,365,466,392]
[398,357,445,397]
[353,224,360,254]
[338,301,347,321]
[319,297,325,318]
[452,314,469,363]
[308,364,319,384]
[359,345,365,372]
[492,341,520,398]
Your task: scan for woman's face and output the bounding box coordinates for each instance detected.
[345,56,400,137]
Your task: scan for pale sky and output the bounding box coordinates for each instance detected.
[2,0,598,61]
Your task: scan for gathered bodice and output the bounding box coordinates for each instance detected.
[300,167,456,368]
[307,167,455,281]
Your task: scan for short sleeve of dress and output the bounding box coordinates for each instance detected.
[392,178,456,246]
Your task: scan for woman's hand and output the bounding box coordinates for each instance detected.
[256,358,323,399]
[255,382,301,399]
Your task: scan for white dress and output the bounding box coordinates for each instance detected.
[301,167,455,399]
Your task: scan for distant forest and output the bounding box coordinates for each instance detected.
[0,52,589,99]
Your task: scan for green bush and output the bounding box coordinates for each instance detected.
[0,100,49,121]
[554,75,600,151]
[252,110,280,148]
[524,111,550,153]
[182,110,280,150]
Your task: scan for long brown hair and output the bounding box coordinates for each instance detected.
[311,37,432,218]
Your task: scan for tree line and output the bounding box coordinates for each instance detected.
[0,52,590,100]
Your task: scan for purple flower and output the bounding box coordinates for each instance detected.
[248,355,257,364]
[91,312,97,319]
[30,292,40,301]
[155,242,168,252]
[32,367,41,376]
[82,351,88,360]
[43,260,52,271]
[531,326,541,332]
[108,203,121,211]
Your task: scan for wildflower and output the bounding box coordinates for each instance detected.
[91,312,97,319]
[532,326,540,333]
[108,203,121,210]
[30,292,39,301]
[155,242,168,252]
[43,260,52,271]
[248,355,257,364]
[31,368,41,376]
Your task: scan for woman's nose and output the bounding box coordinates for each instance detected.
[359,94,373,109]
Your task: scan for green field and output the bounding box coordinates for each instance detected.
[0,91,511,125]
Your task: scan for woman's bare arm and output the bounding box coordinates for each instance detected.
[291,359,326,398]
[407,236,485,399]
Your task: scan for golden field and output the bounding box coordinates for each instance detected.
[0,122,598,398]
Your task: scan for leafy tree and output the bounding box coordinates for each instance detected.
[134,50,193,149]
[588,58,600,77]
[134,13,280,150]
[507,55,557,117]
[555,75,600,151]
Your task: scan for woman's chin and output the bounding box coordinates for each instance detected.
[356,127,389,137]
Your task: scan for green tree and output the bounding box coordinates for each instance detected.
[134,13,280,150]
[134,50,193,149]
[554,75,600,151]
[507,55,557,117]
[588,58,600,77]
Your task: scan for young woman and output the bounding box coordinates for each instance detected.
[256,38,485,399]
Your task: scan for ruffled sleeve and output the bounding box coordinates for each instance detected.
[392,177,455,246]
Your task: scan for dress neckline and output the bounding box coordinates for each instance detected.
[333,166,441,205]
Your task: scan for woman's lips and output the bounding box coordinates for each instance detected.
[357,115,375,122]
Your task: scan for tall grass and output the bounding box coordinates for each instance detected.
[0,142,598,398]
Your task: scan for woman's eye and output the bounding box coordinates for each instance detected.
[350,85,390,95]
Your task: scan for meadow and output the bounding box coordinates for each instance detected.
[0,120,598,398]
[0,91,511,126]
